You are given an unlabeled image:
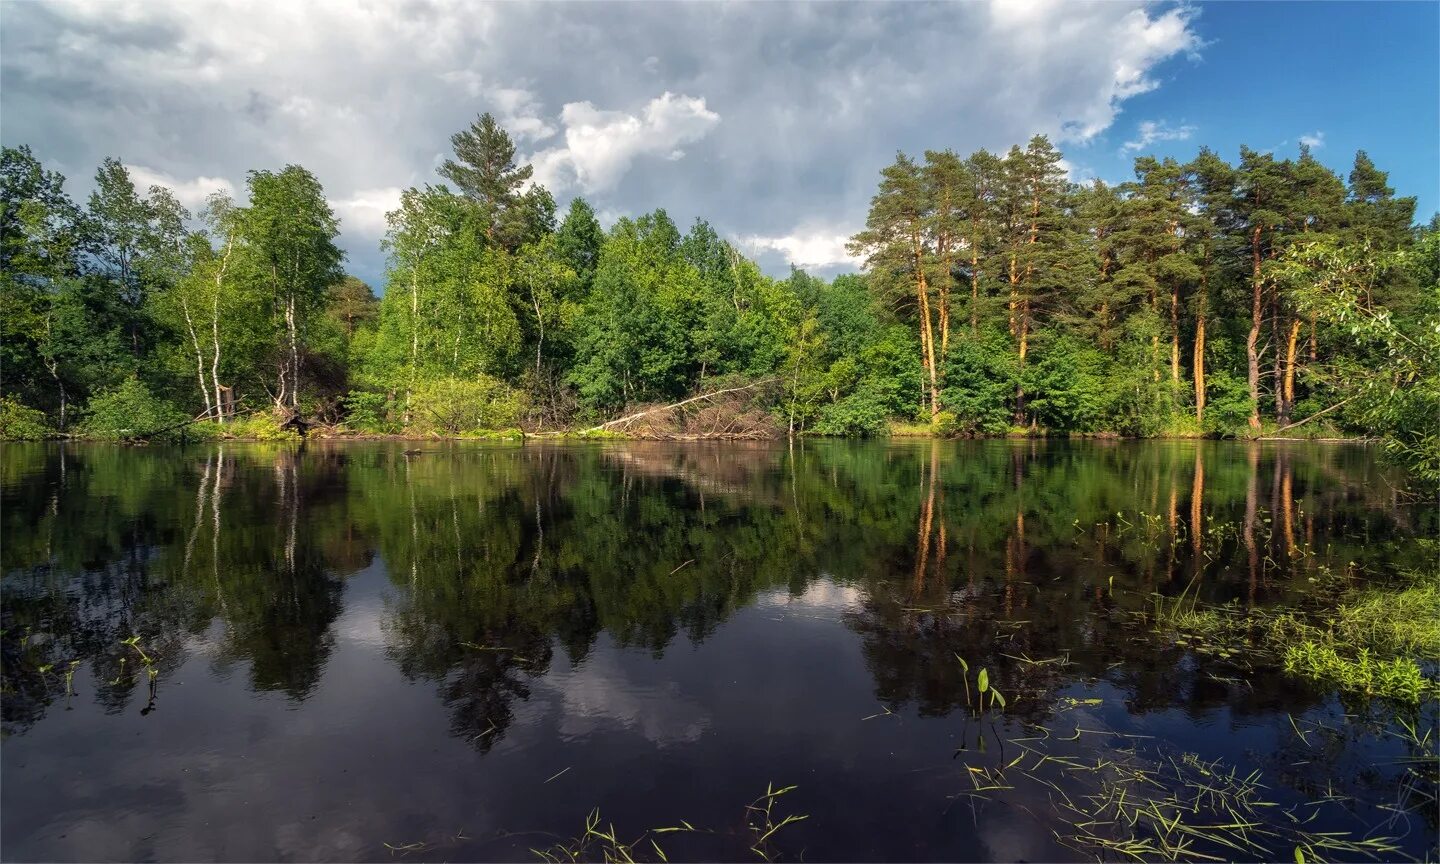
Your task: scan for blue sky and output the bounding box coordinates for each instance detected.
[1074,1,1438,219]
[2,1,1436,285]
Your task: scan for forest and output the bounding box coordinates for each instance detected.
[1,115,1435,480]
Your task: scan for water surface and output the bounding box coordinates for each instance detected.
[2,440,1433,861]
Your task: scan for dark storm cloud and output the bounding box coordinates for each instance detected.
[1,1,1200,286]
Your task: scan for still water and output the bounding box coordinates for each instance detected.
[1,440,1433,862]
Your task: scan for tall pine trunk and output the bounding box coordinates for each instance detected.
[1281,318,1302,426]
[1246,225,1263,431]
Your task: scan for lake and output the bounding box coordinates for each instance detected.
[2,440,1434,862]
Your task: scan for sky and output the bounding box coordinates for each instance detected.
[2,0,1436,288]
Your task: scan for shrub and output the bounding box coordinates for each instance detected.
[79,378,187,441]
[940,334,1015,435]
[813,382,892,436]
[0,397,53,440]
[408,375,526,435]
[931,410,959,437]
[1202,369,1253,437]
[226,413,302,442]
[1024,337,1109,432]
[343,391,398,434]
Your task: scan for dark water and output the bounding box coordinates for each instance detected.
[2,440,1434,862]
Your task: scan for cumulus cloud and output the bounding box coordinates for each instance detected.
[333,187,404,238]
[125,165,236,211]
[1121,119,1197,153]
[1,0,1203,285]
[1299,130,1326,149]
[741,230,858,270]
[529,92,720,193]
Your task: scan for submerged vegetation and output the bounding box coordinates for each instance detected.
[3,117,1437,485]
[1154,557,1439,703]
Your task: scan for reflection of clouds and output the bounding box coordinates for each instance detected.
[756,578,863,614]
[539,653,709,747]
[333,566,389,649]
[336,594,387,649]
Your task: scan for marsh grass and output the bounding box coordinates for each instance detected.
[955,719,1414,863]
[533,783,808,863]
[1151,565,1439,703]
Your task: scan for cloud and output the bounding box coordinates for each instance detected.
[1121,119,1197,153]
[333,187,403,237]
[1,1,1203,285]
[529,92,720,193]
[125,165,236,211]
[1299,130,1326,149]
[741,230,858,270]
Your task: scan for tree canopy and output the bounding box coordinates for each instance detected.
[1,119,1434,483]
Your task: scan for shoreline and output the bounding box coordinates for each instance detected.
[5,430,1374,445]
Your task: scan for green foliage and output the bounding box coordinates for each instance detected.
[342,391,398,434]
[408,376,526,435]
[1024,336,1109,432]
[1201,368,1254,436]
[0,396,53,440]
[1158,564,1439,704]
[78,377,187,440]
[813,382,893,436]
[0,121,1433,461]
[941,333,1014,435]
[1281,643,1428,703]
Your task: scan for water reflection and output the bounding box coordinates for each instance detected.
[0,440,1430,861]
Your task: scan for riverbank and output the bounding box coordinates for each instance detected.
[5,424,1370,444]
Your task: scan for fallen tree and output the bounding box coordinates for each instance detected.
[535,379,782,440]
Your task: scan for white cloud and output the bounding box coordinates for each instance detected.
[528,92,720,193]
[1121,119,1197,153]
[124,165,236,211]
[741,230,859,269]
[3,1,1203,284]
[1299,130,1326,149]
[333,186,403,237]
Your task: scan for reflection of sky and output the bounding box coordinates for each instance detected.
[537,650,709,747]
[754,579,863,614]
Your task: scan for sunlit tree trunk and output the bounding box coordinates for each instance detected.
[1193,261,1208,425]
[912,229,939,420]
[181,298,214,420]
[1281,318,1302,426]
[1246,226,1263,431]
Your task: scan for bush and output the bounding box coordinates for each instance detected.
[813,382,892,436]
[226,413,302,442]
[343,391,399,434]
[931,410,959,437]
[1202,369,1253,437]
[1025,337,1109,432]
[79,378,187,441]
[940,334,1015,435]
[409,375,526,435]
[0,397,53,440]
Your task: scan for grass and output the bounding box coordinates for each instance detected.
[1153,565,1439,703]
[533,783,808,863]
[954,718,1415,863]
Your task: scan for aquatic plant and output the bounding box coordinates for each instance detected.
[745,782,808,862]
[955,719,1413,863]
[1151,564,1439,704]
[532,783,808,863]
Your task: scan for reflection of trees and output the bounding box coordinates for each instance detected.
[2,444,356,732]
[2,439,1424,755]
[840,440,1425,726]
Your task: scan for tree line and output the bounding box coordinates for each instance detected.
[1,117,1435,477]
